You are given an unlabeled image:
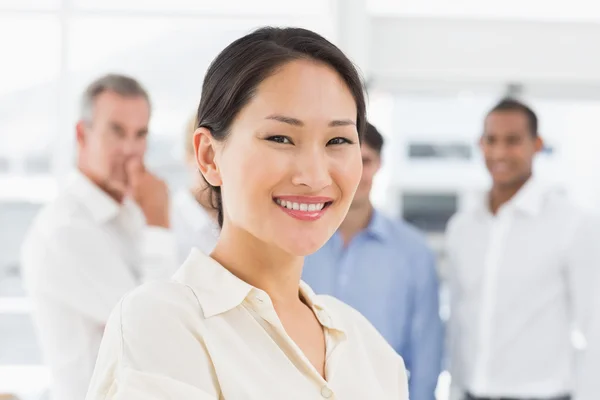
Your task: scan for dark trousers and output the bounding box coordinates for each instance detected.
[464,393,571,400]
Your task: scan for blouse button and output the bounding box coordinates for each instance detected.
[321,386,333,398]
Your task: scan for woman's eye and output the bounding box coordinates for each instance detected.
[327,137,353,146]
[266,135,293,144]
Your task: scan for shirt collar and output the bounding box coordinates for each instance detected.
[173,249,347,335]
[364,209,389,241]
[66,170,121,223]
[173,249,253,318]
[510,177,546,216]
[476,177,546,217]
[299,281,347,336]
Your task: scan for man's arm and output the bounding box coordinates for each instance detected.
[566,214,600,400]
[576,293,600,400]
[566,214,600,337]
[22,221,147,325]
[406,247,444,400]
[444,215,464,400]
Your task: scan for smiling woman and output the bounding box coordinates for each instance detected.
[85,27,409,400]
[197,55,364,256]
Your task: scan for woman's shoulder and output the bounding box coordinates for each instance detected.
[118,280,205,322]
[89,281,221,399]
[105,280,216,372]
[105,280,210,353]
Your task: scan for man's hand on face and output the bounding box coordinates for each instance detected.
[126,158,170,228]
[102,162,129,202]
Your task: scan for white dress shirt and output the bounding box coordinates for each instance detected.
[445,178,600,398]
[86,249,409,400]
[20,170,179,400]
[575,292,600,400]
[170,188,219,262]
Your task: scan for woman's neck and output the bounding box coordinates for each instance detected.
[210,224,305,308]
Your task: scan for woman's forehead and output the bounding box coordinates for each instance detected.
[239,61,357,124]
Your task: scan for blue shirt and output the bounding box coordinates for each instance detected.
[302,210,443,400]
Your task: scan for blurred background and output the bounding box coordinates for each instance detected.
[2,0,600,398]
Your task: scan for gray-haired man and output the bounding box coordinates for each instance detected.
[21,74,178,400]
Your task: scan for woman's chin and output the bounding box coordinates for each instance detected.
[279,237,329,257]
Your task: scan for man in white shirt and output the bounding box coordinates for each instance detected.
[445,98,600,400]
[20,74,179,400]
[576,292,600,400]
[171,114,219,261]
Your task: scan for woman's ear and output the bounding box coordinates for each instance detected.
[193,127,222,187]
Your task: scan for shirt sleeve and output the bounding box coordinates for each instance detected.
[405,248,444,400]
[576,293,600,400]
[565,213,600,400]
[565,213,600,335]
[22,218,179,326]
[99,370,219,400]
[22,221,141,325]
[443,214,464,395]
[560,213,600,400]
[85,282,221,400]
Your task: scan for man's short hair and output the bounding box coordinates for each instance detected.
[487,98,538,137]
[364,122,385,154]
[80,74,151,122]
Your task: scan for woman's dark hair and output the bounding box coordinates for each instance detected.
[196,26,367,228]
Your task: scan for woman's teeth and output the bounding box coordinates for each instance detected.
[275,198,325,212]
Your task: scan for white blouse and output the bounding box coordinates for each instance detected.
[86,249,409,400]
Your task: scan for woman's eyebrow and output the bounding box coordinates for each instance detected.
[265,114,356,127]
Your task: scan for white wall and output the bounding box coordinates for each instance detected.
[368,0,600,23]
[371,17,600,87]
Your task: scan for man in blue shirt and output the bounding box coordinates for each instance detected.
[303,122,443,400]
